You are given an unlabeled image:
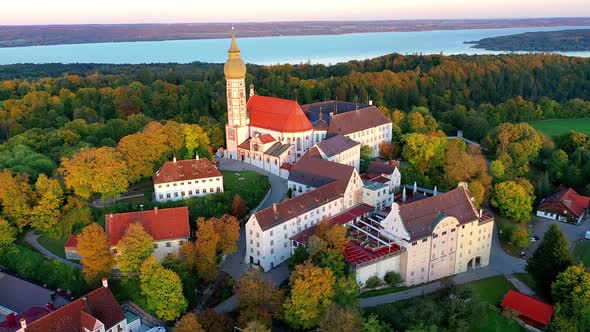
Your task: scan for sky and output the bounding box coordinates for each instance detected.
[2,0,589,25]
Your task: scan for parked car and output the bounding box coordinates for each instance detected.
[585,231,590,240]
[521,250,526,259]
[531,235,540,242]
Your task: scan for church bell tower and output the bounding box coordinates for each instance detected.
[224,28,250,160]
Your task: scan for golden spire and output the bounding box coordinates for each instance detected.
[224,26,246,79]
[229,26,240,53]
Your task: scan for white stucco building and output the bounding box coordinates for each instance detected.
[153,156,224,203]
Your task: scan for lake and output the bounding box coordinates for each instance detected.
[0,26,589,65]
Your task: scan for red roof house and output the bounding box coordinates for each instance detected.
[537,187,590,224]
[501,290,554,328]
[248,95,313,133]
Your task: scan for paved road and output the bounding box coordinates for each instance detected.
[24,230,82,269]
[214,158,290,313]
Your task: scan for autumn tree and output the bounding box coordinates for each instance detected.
[197,310,234,332]
[242,320,270,332]
[237,269,284,326]
[179,241,199,271]
[491,180,533,222]
[30,174,64,235]
[509,226,531,248]
[0,217,16,247]
[215,215,240,255]
[195,217,221,281]
[117,223,154,274]
[526,224,573,297]
[318,304,363,332]
[468,180,485,208]
[0,169,32,229]
[484,123,541,177]
[60,147,128,200]
[283,261,336,329]
[402,133,446,174]
[379,141,400,160]
[231,195,249,220]
[182,123,210,159]
[77,223,114,283]
[548,149,569,182]
[174,312,204,332]
[139,256,187,321]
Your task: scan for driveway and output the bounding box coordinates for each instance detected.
[214,158,290,313]
[24,230,82,269]
[526,215,588,256]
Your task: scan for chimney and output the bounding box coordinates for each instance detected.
[195,152,199,161]
[369,100,373,106]
[81,297,90,312]
[19,318,26,330]
[479,209,483,218]
[273,203,278,214]
[5,313,15,327]
[46,301,54,311]
[329,112,334,119]
[173,155,177,163]
[102,278,108,288]
[154,206,158,214]
[109,213,113,219]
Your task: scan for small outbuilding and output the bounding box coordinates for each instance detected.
[501,290,554,329]
[536,187,590,224]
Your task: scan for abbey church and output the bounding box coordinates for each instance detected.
[223,31,392,177]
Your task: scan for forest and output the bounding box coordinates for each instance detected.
[0,52,589,330]
[467,29,590,52]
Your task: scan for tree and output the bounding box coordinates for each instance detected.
[379,141,400,160]
[289,245,309,270]
[333,276,360,308]
[360,144,373,173]
[30,174,64,235]
[526,224,573,297]
[509,226,530,248]
[549,265,590,332]
[484,123,541,177]
[489,159,505,181]
[468,180,485,208]
[402,133,446,174]
[139,256,187,321]
[197,310,234,332]
[215,215,240,255]
[174,313,204,332]
[363,315,392,332]
[77,223,114,283]
[179,241,199,271]
[195,217,220,281]
[318,304,363,332]
[0,169,32,229]
[242,320,271,332]
[491,180,533,222]
[231,195,249,220]
[283,261,336,329]
[116,223,154,274]
[60,147,128,200]
[0,217,16,247]
[548,149,569,182]
[237,269,284,327]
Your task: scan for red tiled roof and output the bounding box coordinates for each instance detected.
[399,186,479,241]
[501,290,554,326]
[0,307,51,332]
[65,235,78,249]
[327,106,390,135]
[153,158,222,184]
[248,95,313,133]
[105,207,190,246]
[280,163,293,171]
[258,134,275,144]
[288,147,355,190]
[539,187,590,219]
[24,286,125,332]
[80,311,100,331]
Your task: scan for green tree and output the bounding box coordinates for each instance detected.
[526,224,573,297]
[116,223,154,274]
[139,256,187,321]
[0,169,32,229]
[363,315,392,332]
[0,217,17,247]
[401,133,446,174]
[489,159,505,181]
[174,313,204,332]
[491,180,533,222]
[360,144,373,173]
[509,226,531,248]
[549,265,590,332]
[333,276,360,308]
[548,149,569,182]
[318,304,363,332]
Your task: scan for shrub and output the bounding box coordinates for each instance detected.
[365,275,383,289]
[384,271,401,286]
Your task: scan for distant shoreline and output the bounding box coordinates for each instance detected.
[1,17,590,48]
[466,29,590,52]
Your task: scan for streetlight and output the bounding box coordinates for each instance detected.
[139,204,144,212]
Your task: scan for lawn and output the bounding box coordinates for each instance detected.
[573,239,590,267]
[360,285,408,298]
[476,308,525,332]
[462,275,514,305]
[496,216,527,258]
[222,170,270,208]
[37,234,68,259]
[529,118,590,137]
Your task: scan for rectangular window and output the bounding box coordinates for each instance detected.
[181,191,185,196]
[174,192,179,197]
[188,181,192,184]
[217,187,221,192]
[422,238,427,242]
[270,231,273,236]
[188,190,193,195]
[442,231,447,236]
[271,249,274,254]
[173,183,177,186]
[284,242,287,248]
[166,193,171,198]
[153,244,158,249]
[159,194,163,199]
[179,240,184,246]
[166,242,171,247]
[451,228,456,232]
[180,182,184,185]
[158,185,162,188]
[196,189,200,194]
[412,241,417,246]
[270,240,274,246]
[210,188,214,193]
[202,180,206,183]
[217,178,220,181]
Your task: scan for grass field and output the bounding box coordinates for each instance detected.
[462,275,514,305]
[360,285,409,298]
[573,239,590,267]
[37,235,68,259]
[496,216,528,258]
[530,118,590,137]
[478,309,525,332]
